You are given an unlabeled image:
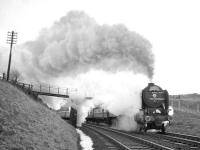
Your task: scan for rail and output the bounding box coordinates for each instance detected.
[166,132,200,142]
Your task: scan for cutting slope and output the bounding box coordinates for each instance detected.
[0,80,78,150]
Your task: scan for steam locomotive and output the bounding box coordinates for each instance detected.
[86,83,173,133]
[86,106,117,125]
[135,83,173,133]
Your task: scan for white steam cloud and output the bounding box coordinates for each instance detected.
[0,11,154,130]
[55,70,149,129]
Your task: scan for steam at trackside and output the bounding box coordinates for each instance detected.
[55,70,149,128]
[19,11,154,129]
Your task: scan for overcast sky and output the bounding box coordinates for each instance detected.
[0,0,200,94]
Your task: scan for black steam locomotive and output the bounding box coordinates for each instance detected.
[135,83,172,133]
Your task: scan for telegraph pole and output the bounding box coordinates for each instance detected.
[6,31,17,81]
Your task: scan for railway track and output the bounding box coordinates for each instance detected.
[154,132,200,149]
[124,130,200,149]
[83,123,200,149]
[165,132,200,142]
[121,130,200,149]
[133,132,200,150]
[82,124,173,150]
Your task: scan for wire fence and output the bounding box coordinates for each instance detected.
[169,99,200,114]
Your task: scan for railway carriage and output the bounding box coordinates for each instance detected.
[57,106,77,127]
[57,107,70,120]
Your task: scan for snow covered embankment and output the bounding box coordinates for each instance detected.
[76,129,93,150]
[0,80,79,150]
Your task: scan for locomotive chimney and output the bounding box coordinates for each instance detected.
[148,83,154,86]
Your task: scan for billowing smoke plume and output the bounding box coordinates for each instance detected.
[2,11,154,130]
[21,11,153,81]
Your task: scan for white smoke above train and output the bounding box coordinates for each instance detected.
[20,11,154,80]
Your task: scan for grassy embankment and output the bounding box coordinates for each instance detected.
[0,80,79,150]
[168,95,200,136]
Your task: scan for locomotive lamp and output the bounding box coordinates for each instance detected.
[168,106,174,116]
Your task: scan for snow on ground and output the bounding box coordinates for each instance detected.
[76,129,93,150]
[0,80,79,150]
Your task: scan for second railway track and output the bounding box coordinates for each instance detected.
[164,132,200,142]
[82,124,200,150]
[82,124,173,150]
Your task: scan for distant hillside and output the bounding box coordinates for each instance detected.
[170,93,200,102]
[0,80,78,150]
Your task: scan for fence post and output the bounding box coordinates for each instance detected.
[66,88,68,95]
[186,104,189,113]
[197,104,199,113]
[58,88,59,94]
[3,73,5,80]
[40,85,41,92]
[178,100,181,110]
[49,85,50,93]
